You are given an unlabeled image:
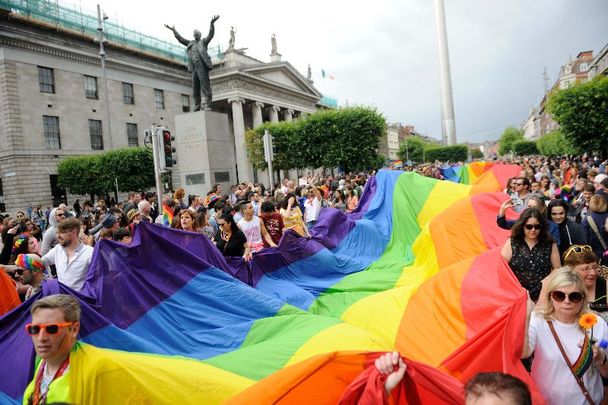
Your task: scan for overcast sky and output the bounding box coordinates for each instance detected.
[79,0,608,143]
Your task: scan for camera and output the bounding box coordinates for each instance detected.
[511,197,524,207]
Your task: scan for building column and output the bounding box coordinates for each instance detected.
[252,101,264,128]
[269,105,280,123]
[283,109,294,122]
[229,97,253,183]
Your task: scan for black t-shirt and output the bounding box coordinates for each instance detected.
[215,228,247,257]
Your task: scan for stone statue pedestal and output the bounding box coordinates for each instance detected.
[270,53,282,62]
[174,111,236,198]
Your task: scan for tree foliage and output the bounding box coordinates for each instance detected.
[471,148,484,159]
[498,127,524,156]
[548,76,608,156]
[424,145,468,162]
[536,130,579,156]
[57,155,104,196]
[57,148,154,196]
[512,140,539,156]
[245,107,385,172]
[397,136,427,163]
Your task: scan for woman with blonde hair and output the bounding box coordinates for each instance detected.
[523,268,608,404]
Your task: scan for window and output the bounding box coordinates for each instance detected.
[126,123,138,147]
[0,178,5,212]
[185,174,205,185]
[580,63,589,72]
[38,66,55,93]
[88,119,104,150]
[214,171,230,183]
[181,94,190,112]
[50,175,67,207]
[43,116,61,149]
[154,89,165,109]
[122,82,134,104]
[84,75,98,99]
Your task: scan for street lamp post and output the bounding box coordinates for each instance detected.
[95,4,113,150]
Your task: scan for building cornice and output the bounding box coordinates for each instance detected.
[0,30,190,85]
[212,76,317,111]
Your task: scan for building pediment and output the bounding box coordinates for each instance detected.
[239,62,322,99]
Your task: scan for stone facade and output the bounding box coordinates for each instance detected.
[0,10,321,214]
[522,50,596,141]
[378,126,400,161]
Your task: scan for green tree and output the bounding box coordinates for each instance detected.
[536,130,579,156]
[245,106,385,172]
[471,148,484,159]
[57,148,154,198]
[397,136,426,163]
[98,148,155,192]
[57,155,104,197]
[498,127,524,156]
[512,140,539,156]
[299,107,385,172]
[548,76,608,156]
[245,121,303,172]
[424,145,468,162]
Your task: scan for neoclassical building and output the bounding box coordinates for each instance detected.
[0,0,324,213]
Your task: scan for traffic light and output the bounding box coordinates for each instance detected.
[162,129,176,168]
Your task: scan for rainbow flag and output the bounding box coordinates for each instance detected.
[440,161,501,185]
[0,269,19,316]
[162,201,174,227]
[1,164,540,404]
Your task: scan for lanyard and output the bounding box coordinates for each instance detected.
[32,357,70,405]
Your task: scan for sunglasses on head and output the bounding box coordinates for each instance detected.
[524,224,542,230]
[563,245,593,262]
[25,322,74,335]
[551,290,584,304]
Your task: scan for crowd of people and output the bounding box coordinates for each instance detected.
[0,172,369,297]
[4,154,608,404]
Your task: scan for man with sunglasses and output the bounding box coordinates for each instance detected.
[23,294,80,405]
[15,253,46,301]
[40,208,66,256]
[42,218,93,292]
[510,177,531,214]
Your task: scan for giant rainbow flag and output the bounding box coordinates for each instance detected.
[0,163,540,404]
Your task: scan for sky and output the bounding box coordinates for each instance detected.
[75,0,608,143]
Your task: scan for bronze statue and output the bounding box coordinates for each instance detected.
[165,15,220,111]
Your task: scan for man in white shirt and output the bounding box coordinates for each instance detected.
[304,185,323,230]
[42,217,94,292]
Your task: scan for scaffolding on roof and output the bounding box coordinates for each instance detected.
[0,0,224,64]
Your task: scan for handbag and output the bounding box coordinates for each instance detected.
[587,216,608,251]
[587,216,608,265]
[547,321,596,405]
